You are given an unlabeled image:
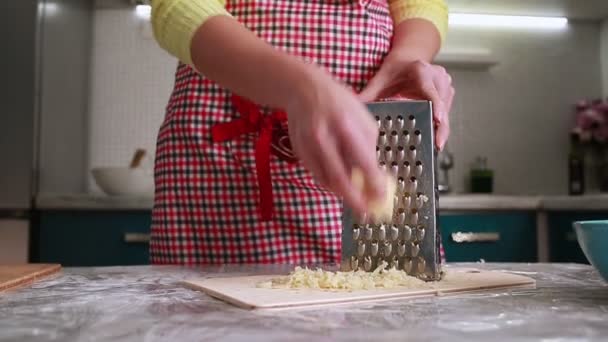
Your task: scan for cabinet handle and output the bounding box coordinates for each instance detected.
[124,233,151,244]
[451,232,500,243]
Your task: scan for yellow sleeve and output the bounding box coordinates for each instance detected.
[151,0,231,67]
[388,0,448,42]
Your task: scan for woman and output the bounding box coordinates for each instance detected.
[150,0,454,264]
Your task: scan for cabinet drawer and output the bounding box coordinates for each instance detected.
[439,213,537,262]
[37,211,151,266]
[547,212,608,264]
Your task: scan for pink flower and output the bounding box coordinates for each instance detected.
[576,108,604,130]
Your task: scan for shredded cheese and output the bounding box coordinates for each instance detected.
[257,262,432,291]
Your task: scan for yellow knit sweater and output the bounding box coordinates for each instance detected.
[151,0,448,67]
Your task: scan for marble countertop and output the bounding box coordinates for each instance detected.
[35,193,608,211]
[1,263,606,342]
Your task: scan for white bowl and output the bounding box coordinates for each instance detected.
[91,167,154,196]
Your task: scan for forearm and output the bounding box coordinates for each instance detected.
[390,18,442,63]
[190,16,317,110]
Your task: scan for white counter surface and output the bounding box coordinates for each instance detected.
[35,193,608,211]
[1,263,607,342]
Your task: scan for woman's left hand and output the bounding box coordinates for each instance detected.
[359,54,454,150]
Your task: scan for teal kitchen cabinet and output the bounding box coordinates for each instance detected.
[35,211,151,266]
[439,212,537,262]
[547,212,608,264]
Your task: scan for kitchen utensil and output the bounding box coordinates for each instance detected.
[129,148,147,169]
[0,264,61,292]
[470,156,493,193]
[183,267,535,310]
[91,167,154,196]
[573,220,608,281]
[341,101,441,281]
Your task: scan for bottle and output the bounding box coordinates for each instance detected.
[568,133,585,195]
[470,156,494,194]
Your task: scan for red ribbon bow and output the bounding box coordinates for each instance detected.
[211,95,296,221]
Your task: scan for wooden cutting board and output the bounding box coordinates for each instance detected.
[184,268,535,310]
[0,264,62,292]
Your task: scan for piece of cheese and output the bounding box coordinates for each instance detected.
[256,262,428,291]
[351,168,396,221]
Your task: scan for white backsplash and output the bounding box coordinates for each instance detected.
[87,8,176,192]
[87,7,605,195]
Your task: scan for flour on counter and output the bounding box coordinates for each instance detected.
[256,262,434,291]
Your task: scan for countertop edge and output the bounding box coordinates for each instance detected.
[34,193,608,211]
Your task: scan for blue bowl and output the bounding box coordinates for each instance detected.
[573,220,608,282]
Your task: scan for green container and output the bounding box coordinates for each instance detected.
[471,169,493,193]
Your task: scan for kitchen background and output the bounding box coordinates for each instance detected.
[2,0,608,266]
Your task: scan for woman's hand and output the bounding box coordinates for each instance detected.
[286,68,388,215]
[359,54,454,150]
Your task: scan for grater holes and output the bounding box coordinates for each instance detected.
[413,130,422,145]
[410,208,419,225]
[390,161,399,176]
[416,225,426,241]
[371,240,379,257]
[402,225,412,241]
[408,146,417,160]
[390,130,399,145]
[401,130,410,144]
[407,115,416,130]
[384,147,393,161]
[402,193,411,208]
[397,207,406,224]
[384,116,393,130]
[411,242,421,257]
[396,146,405,161]
[409,176,418,193]
[415,160,423,176]
[396,115,404,129]
[417,257,426,274]
[402,161,411,178]
[378,131,387,145]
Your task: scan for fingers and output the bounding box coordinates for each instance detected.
[359,63,395,102]
[359,74,385,103]
[309,123,369,214]
[431,65,454,125]
[294,117,367,213]
[430,65,454,150]
[435,108,450,151]
[334,106,386,202]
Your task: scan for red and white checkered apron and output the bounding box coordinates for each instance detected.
[151,0,445,264]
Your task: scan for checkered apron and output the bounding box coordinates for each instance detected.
[151,0,444,265]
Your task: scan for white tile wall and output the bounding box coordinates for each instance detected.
[87,8,176,192]
[87,8,604,195]
[443,24,603,195]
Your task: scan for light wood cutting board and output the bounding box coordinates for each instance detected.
[0,264,61,292]
[183,268,535,310]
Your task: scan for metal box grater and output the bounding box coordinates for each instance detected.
[341,100,442,281]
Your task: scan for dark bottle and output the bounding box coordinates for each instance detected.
[568,133,585,195]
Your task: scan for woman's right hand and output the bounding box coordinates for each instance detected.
[285,68,387,215]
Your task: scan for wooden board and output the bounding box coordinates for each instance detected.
[0,264,62,292]
[183,268,536,310]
